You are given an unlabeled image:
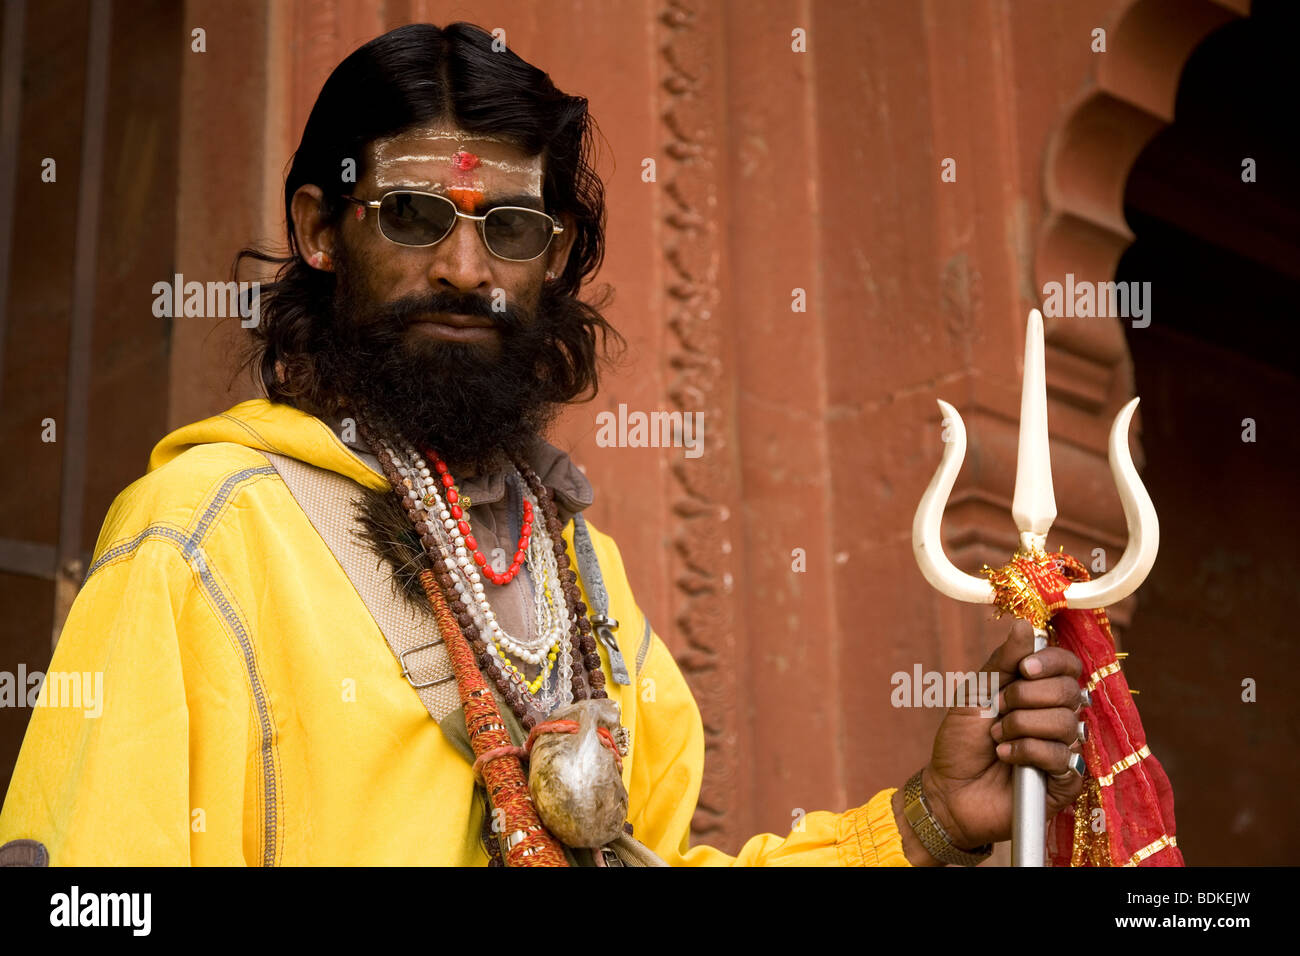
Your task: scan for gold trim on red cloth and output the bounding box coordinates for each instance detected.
[1097,745,1152,788]
[1086,661,1122,691]
[1123,834,1178,867]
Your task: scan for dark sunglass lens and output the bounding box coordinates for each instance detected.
[484,207,553,260]
[378,193,455,245]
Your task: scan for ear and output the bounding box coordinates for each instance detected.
[545,212,577,278]
[290,184,338,270]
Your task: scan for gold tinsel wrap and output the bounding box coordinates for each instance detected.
[1068,779,1111,867]
[980,546,1064,629]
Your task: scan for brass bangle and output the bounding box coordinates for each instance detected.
[902,770,993,867]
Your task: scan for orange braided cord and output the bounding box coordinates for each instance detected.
[596,726,625,772]
[525,720,581,750]
[523,719,624,772]
[417,569,569,867]
[472,745,529,783]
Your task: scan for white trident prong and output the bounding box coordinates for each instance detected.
[911,308,1159,865]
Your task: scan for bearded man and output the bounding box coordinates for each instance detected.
[0,22,1090,867]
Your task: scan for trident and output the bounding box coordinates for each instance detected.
[911,308,1159,866]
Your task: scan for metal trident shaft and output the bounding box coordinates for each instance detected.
[911,308,1159,866]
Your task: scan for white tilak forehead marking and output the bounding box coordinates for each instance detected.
[375,154,543,178]
[372,166,542,193]
[370,127,544,191]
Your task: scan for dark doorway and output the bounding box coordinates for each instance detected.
[1115,0,1300,864]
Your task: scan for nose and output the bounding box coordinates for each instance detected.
[426,214,494,292]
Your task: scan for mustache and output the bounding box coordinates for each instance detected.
[366,290,528,332]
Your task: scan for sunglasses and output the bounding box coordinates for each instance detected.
[341,190,563,262]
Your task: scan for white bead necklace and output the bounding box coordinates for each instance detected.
[381,435,574,709]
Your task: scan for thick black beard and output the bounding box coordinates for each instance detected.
[313,247,563,476]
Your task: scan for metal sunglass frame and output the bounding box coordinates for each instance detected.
[340,190,563,262]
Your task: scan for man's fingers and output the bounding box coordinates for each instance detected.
[980,619,1037,680]
[1045,763,1086,807]
[970,622,1085,721]
[1018,646,1082,681]
[994,737,1074,774]
[981,622,1082,678]
[997,675,1081,713]
[990,707,1081,746]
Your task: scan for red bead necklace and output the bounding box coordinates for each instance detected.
[423,447,534,586]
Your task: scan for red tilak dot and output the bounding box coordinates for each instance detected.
[452,150,481,172]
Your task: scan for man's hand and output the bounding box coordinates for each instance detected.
[895,619,1086,865]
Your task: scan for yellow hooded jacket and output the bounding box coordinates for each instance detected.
[0,400,909,866]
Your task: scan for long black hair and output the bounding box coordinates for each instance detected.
[235,21,620,411]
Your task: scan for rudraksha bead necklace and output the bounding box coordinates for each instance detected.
[356,414,606,729]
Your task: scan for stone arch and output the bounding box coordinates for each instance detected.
[1039,0,1249,288]
[1033,0,1251,415]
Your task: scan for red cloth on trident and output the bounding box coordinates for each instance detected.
[986,551,1183,867]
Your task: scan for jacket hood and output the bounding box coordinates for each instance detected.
[148,398,595,523]
[149,399,387,491]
